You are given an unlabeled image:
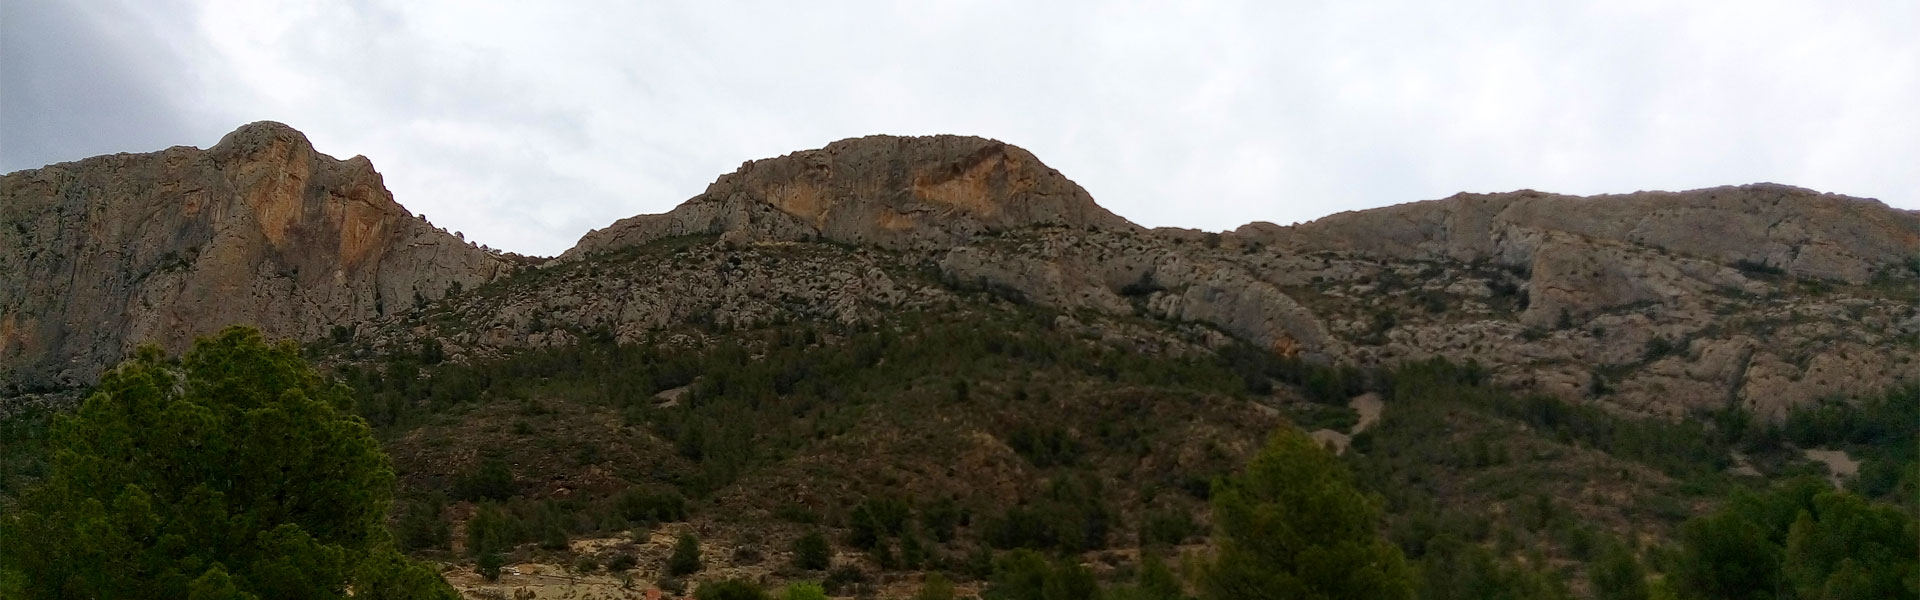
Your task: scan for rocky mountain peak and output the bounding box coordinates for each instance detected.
[209,120,315,153]
[0,122,510,392]
[564,134,1137,258]
[6,123,1916,424]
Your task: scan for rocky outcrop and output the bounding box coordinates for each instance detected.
[1240,185,1918,281]
[1235,185,1919,321]
[935,230,1339,359]
[564,135,1137,257]
[549,137,1917,418]
[9,125,1916,421]
[0,121,512,391]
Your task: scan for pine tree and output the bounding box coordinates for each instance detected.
[669,532,705,576]
[1196,428,1415,600]
[0,327,458,599]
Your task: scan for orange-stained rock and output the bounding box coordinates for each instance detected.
[0,121,512,391]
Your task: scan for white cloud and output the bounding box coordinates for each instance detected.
[5,0,1914,255]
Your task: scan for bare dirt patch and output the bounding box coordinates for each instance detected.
[1310,393,1387,455]
[1801,447,1859,488]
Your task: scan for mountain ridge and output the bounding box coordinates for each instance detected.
[3,122,1916,421]
[1,121,512,392]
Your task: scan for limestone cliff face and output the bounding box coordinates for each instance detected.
[0,122,512,391]
[1214,184,1919,417]
[556,134,1324,359]
[1233,184,1920,326]
[564,135,1138,257]
[8,126,1916,420]
[1239,184,1917,278]
[547,137,1916,418]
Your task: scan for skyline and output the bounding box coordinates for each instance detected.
[5,1,1916,255]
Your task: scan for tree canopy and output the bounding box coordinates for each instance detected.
[1673,477,1917,600]
[1198,428,1415,600]
[0,326,455,599]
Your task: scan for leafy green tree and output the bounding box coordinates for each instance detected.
[1134,553,1185,600]
[669,532,705,576]
[396,497,452,552]
[466,503,517,557]
[916,573,957,600]
[873,539,900,570]
[1781,491,1917,599]
[782,581,829,600]
[354,549,460,599]
[1414,535,1570,600]
[1591,541,1650,600]
[988,550,1053,600]
[793,530,832,570]
[1042,560,1099,600]
[1196,428,1415,600]
[984,550,1103,600]
[476,552,504,582]
[1671,477,1917,600]
[616,486,689,524]
[1673,502,1785,599]
[452,456,516,501]
[0,327,456,599]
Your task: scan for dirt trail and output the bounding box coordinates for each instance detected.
[1349,393,1383,434]
[1309,393,1385,455]
[1802,447,1859,488]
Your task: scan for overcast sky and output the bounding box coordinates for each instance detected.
[4,1,1915,256]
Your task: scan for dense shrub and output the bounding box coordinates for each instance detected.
[617,486,689,524]
[1671,477,1917,600]
[781,582,828,600]
[453,456,517,501]
[792,530,832,570]
[397,497,453,552]
[605,553,639,572]
[847,497,911,550]
[822,565,869,595]
[984,550,1097,600]
[668,533,704,576]
[984,475,1111,553]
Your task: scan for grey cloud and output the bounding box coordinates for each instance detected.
[6,0,1915,256]
[0,1,213,171]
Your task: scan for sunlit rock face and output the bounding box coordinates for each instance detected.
[564,134,1139,257]
[0,121,510,391]
[8,123,1917,420]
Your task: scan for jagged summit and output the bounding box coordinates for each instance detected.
[0,122,509,391]
[564,134,1139,258]
[5,122,1917,419]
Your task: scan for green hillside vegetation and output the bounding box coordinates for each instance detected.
[1,237,1913,598]
[0,327,456,599]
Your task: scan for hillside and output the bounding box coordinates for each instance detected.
[3,123,1916,598]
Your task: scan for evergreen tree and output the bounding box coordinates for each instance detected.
[1196,428,1415,600]
[0,327,457,599]
[916,573,957,600]
[1671,477,1917,600]
[1135,553,1184,600]
[793,530,832,571]
[669,532,705,576]
[1591,541,1650,600]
